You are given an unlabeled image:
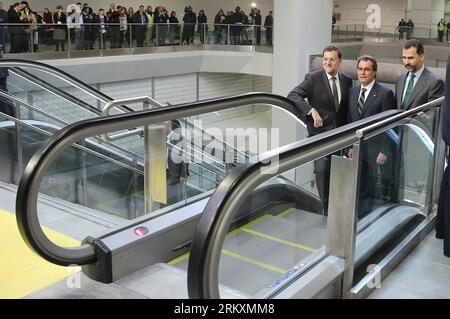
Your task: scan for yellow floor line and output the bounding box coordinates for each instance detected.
[0,209,81,299]
[222,249,286,274]
[169,208,309,266]
[169,214,274,266]
[168,252,190,266]
[242,228,316,253]
[276,207,296,218]
[225,214,273,239]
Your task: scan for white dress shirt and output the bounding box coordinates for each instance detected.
[359,79,376,103]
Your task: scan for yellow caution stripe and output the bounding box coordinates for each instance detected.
[0,209,81,299]
[276,207,296,218]
[222,249,286,274]
[241,228,316,253]
[168,252,190,266]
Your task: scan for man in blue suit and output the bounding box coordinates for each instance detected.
[436,53,450,257]
[347,55,396,217]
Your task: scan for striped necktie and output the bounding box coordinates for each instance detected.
[358,88,367,116]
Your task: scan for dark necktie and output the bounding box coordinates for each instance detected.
[358,88,367,116]
[402,73,415,109]
[331,76,339,110]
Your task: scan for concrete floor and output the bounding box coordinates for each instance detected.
[368,230,450,299]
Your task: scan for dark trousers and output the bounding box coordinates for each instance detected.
[314,156,332,215]
[255,26,261,45]
[436,163,450,257]
[135,26,147,47]
[358,157,393,219]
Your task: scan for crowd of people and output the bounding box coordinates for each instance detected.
[397,18,414,40]
[0,2,274,53]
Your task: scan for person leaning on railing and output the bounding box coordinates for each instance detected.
[168,11,179,45]
[53,5,66,51]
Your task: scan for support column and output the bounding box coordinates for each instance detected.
[409,0,445,38]
[272,0,333,144]
[271,0,332,185]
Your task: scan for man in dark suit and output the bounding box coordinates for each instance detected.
[348,55,395,217]
[7,2,26,53]
[287,45,353,215]
[132,5,148,47]
[165,120,188,204]
[436,53,450,257]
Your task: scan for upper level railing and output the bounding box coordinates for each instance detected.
[0,22,273,59]
[333,23,450,46]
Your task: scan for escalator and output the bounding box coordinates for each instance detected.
[3,59,324,287]
[11,60,445,298]
[187,97,446,299]
[0,59,250,218]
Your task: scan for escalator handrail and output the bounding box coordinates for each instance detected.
[0,89,146,164]
[186,98,444,299]
[15,92,305,266]
[356,96,445,139]
[0,59,114,103]
[2,59,259,173]
[9,68,103,116]
[0,59,136,116]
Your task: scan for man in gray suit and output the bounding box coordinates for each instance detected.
[395,39,444,204]
[348,55,395,217]
[396,39,444,112]
[287,45,353,215]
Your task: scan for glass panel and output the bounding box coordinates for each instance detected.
[170,152,336,297]
[8,66,107,113]
[14,102,303,245]
[353,106,441,284]
[0,115,19,184]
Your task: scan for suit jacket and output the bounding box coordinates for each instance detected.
[132,11,148,25]
[287,69,353,136]
[395,67,444,110]
[443,54,450,146]
[348,81,395,155]
[7,7,24,34]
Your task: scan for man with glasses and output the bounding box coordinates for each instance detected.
[347,55,395,217]
[287,45,352,215]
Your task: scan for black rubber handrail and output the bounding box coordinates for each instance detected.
[10,68,103,116]
[15,92,304,266]
[0,59,135,114]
